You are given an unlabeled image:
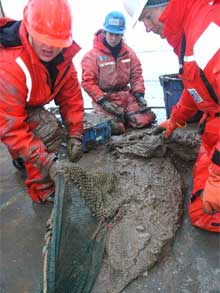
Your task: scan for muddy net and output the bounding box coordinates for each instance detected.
[40,126,200,293]
[40,163,126,293]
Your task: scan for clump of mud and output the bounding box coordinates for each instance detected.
[109,127,200,162]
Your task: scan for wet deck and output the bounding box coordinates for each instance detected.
[0,139,219,293]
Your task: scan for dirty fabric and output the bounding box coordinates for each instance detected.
[109,128,200,162]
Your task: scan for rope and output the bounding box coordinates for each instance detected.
[43,208,54,293]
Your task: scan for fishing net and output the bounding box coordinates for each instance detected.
[40,162,126,293]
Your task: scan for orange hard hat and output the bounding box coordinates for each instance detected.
[23,0,73,48]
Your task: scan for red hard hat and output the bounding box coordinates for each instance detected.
[23,0,73,48]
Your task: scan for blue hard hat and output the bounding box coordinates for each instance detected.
[103,11,126,35]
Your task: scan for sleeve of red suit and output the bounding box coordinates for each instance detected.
[55,63,84,139]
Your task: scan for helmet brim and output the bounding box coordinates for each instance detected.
[131,4,146,28]
[123,0,146,29]
[104,28,125,35]
[27,26,72,48]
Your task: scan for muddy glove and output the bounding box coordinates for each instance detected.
[134,92,147,108]
[202,166,220,214]
[48,161,71,181]
[153,118,186,138]
[49,162,59,181]
[67,137,83,162]
[98,97,124,120]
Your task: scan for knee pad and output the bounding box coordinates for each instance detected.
[26,107,65,153]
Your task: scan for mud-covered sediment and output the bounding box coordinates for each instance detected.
[109,127,200,162]
[91,155,183,293]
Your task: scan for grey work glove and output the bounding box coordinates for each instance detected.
[98,97,124,120]
[48,161,73,181]
[134,92,148,108]
[49,162,59,181]
[67,137,83,162]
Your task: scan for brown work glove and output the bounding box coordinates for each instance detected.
[153,118,186,138]
[67,137,83,162]
[98,97,124,121]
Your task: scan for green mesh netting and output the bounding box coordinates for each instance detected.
[40,163,122,293]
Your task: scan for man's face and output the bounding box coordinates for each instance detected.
[139,6,166,38]
[30,37,63,62]
[105,32,122,47]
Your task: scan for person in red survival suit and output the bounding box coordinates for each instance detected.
[0,0,84,204]
[81,11,156,135]
[123,0,220,232]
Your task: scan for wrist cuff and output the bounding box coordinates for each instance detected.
[97,96,107,105]
[134,92,144,99]
[68,132,82,141]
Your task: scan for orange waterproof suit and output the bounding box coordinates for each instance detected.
[0,19,84,203]
[81,30,155,133]
[161,0,220,231]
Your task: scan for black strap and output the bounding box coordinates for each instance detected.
[211,222,220,227]
[199,70,218,104]
[179,33,186,75]
[179,34,218,105]
[191,189,203,202]
[198,113,209,135]
[103,86,128,93]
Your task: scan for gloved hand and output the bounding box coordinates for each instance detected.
[134,92,147,108]
[49,161,60,181]
[202,168,220,214]
[153,118,186,138]
[48,160,73,181]
[67,137,83,162]
[98,97,124,120]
